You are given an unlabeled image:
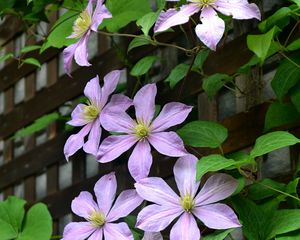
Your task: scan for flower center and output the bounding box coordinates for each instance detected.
[134,122,149,139]
[180,194,194,212]
[72,10,92,38]
[88,211,105,227]
[84,104,99,122]
[191,0,216,7]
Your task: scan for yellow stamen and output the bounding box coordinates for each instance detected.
[180,194,195,212]
[88,211,105,227]
[190,0,216,7]
[134,122,150,139]
[72,10,92,38]
[84,104,99,121]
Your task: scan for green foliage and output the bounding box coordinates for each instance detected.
[21,45,41,54]
[130,55,158,76]
[177,120,228,148]
[202,229,233,240]
[22,58,42,68]
[193,49,210,71]
[137,12,160,36]
[0,53,14,63]
[264,102,300,131]
[101,0,152,32]
[271,55,300,101]
[202,73,232,98]
[13,112,60,139]
[0,197,52,240]
[127,36,152,52]
[247,27,279,64]
[165,63,189,88]
[250,131,300,158]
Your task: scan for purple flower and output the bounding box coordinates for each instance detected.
[64,70,131,160]
[154,0,261,50]
[97,83,192,181]
[62,172,143,240]
[135,155,241,240]
[143,232,163,240]
[63,0,112,75]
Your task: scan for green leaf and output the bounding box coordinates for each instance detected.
[193,49,210,70]
[21,45,41,53]
[196,154,236,180]
[287,39,300,51]
[130,55,158,76]
[291,81,300,113]
[258,7,291,33]
[202,229,234,240]
[264,102,300,131]
[177,120,228,148]
[0,53,14,63]
[127,36,152,52]
[0,219,17,240]
[22,58,41,68]
[41,10,79,52]
[247,27,279,64]
[276,230,300,240]
[13,112,60,139]
[250,131,300,158]
[137,11,159,36]
[248,179,286,201]
[266,210,300,239]
[202,73,232,98]
[0,0,15,12]
[101,0,152,32]
[17,203,52,240]
[271,56,300,100]
[0,197,26,233]
[165,63,189,89]
[232,196,269,240]
[290,0,300,7]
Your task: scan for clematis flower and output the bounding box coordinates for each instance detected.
[62,172,143,240]
[97,83,192,181]
[154,0,261,50]
[63,0,112,75]
[143,232,163,240]
[135,155,241,240]
[64,70,131,160]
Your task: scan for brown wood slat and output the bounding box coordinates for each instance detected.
[0,34,252,139]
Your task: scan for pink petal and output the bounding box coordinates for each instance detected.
[193,203,241,229]
[103,222,133,240]
[64,124,92,161]
[71,191,99,218]
[63,42,78,76]
[135,177,179,206]
[88,229,103,240]
[195,7,225,50]
[134,84,156,124]
[104,93,133,111]
[148,131,188,157]
[91,0,112,31]
[97,135,137,163]
[170,212,200,240]
[67,104,89,127]
[136,204,183,232]
[100,108,135,133]
[174,155,199,198]
[215,0,261,20]
[100,70,122,107]
[94,172,117,216]
[151,102,192,132]
[107,189,143,222]
[154,4,200,32]
[195,173,238,206]
[142,232,163,240]
[128,140,153,182]
[74,31,92,67]
[84,76,101,108]
[86,0,93,16]
[83,118,102,156]
[62,222,95,240]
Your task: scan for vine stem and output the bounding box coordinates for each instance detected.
[97,30,198,54]
[278,51,300,69]
[257,182,300,202]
